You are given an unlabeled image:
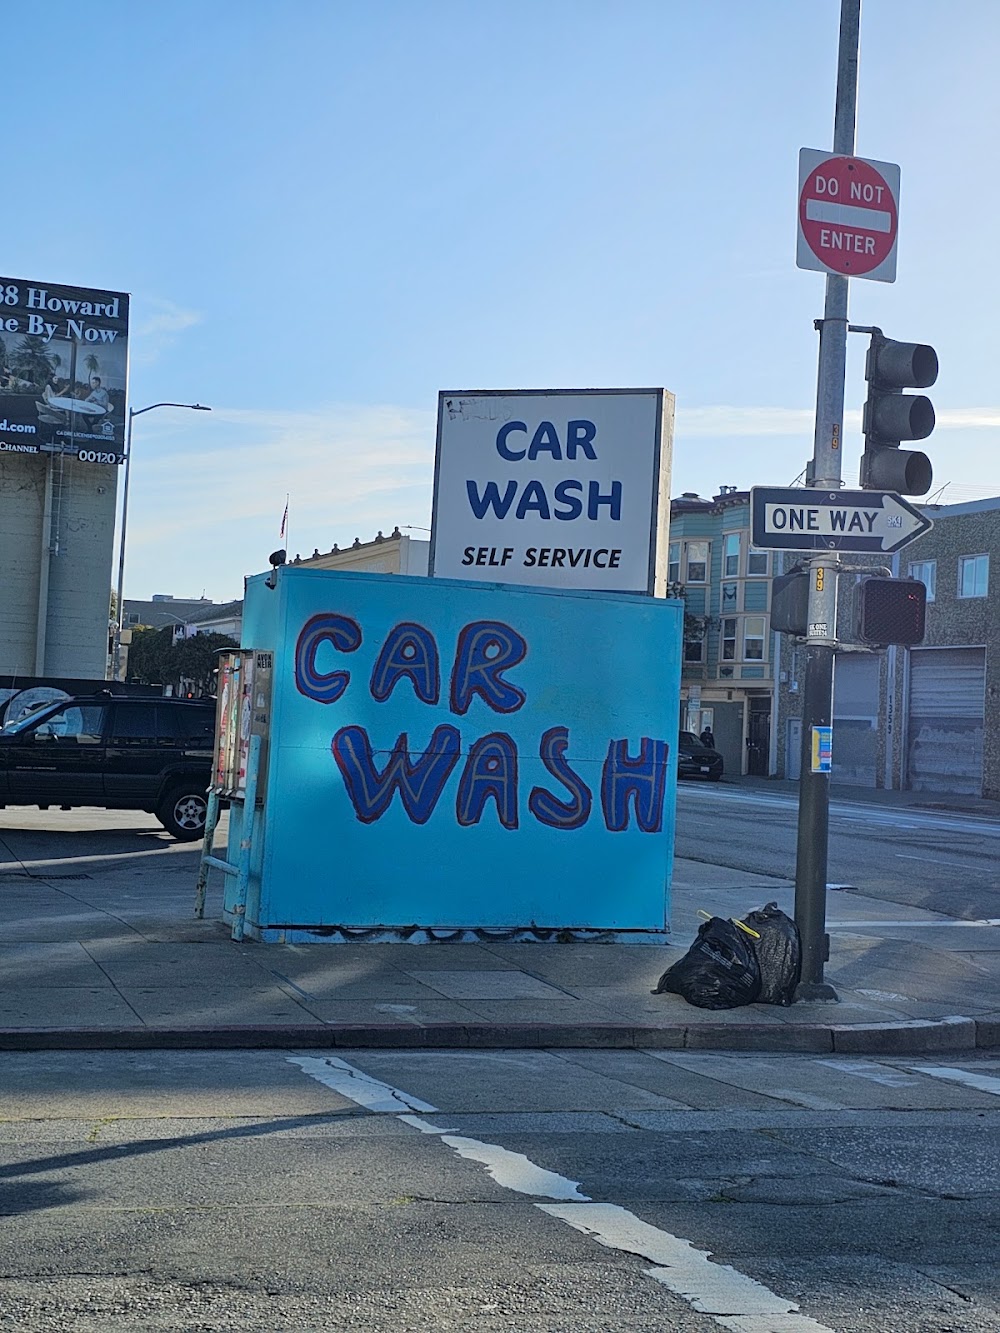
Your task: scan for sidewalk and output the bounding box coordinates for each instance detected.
[2,818,997,1055]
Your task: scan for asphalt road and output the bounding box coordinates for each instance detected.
[676,781,1000,921]
[2,795,1000,1331]
[3,1047,1000,1332]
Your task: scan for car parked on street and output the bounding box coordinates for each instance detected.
[677,730,724,782]
[0,693,215,839]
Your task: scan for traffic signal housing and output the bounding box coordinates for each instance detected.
[856,576,927,647]
[860,329,937,496]
[770,568,809,637]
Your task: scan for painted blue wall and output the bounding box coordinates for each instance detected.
[235,567,682,938]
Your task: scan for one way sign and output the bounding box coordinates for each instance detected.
[750,487,933,554]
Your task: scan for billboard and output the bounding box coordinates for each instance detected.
[0,276,129,461]
[429,388,674,595]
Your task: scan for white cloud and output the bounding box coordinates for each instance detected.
[119,395,1000,602]
[678,406,815,437]
[936,408,1000,429]
[130,299,203,365]
[122,401,436,599]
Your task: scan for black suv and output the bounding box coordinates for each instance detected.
[0,694,215,840]
[677,730,724,782]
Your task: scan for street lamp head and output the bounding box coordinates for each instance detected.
[191,404,211,411]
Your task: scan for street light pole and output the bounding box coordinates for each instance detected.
[112,401,211,682]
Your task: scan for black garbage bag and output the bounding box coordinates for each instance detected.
[741,902,801,1006]
[652,916,762,1010]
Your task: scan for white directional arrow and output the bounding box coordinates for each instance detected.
[750,487,933,553]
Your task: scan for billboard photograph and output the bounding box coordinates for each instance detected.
[0,276,129,459]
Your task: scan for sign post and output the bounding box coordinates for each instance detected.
[792,0,865,1003]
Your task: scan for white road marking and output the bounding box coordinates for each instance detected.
[907,1065,1000,1097]
[442,1135,589,1200]
[827,919,1000,928]
[400,1114,589,1199]
[291,1054,833,1331]
[0,845,202,871]
[678,786,1000,837]
[815,1060,919,1088]
[286,1055,437,1113]
[542,1202,833,1328]
[895,852,976,869]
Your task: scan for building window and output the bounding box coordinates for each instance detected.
[743,616,766,661]
[721,582,738,609]
[747,547,768,575]
[723,532,740,577]
[683,638,704,663]
[127,613,140,625]
[908,559,936,601]
[668,541,680,585]
[686,541,709,583]
[721,618,737,660]
[958,554,989,598]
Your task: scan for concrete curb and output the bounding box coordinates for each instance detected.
[0,1015,990,1054]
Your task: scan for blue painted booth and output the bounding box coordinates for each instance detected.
[224,566,682,942]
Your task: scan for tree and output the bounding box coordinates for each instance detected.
[667,580,715,654]
[11,335,55,391]
[125,626,174,685]
[84,352,100,379]
[171,633,238,696]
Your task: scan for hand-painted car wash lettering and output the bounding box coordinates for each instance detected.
[465,419,622,524]
[294,615,668,834]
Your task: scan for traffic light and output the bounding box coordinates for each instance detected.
[860,329,937,496]
[770,568,809,637]
[856,577,926,646]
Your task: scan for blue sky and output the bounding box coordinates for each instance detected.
[6,1,999,600]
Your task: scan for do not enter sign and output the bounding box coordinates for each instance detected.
[797,148,900,283]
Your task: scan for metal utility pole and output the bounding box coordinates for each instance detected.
[793,0,861,1001]
[111,402,211,682]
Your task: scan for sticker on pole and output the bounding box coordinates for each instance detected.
[797,149,900,283]
[811,725,833,774]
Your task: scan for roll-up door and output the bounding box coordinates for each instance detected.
[906,647,985,795]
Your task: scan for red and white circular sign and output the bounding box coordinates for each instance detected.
[798,154,898,278]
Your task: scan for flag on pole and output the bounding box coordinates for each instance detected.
[279,497,288,542]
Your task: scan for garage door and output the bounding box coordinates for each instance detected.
[907,647,985,796]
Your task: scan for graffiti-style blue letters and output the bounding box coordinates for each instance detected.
[450,620,527,715]
[456,732,519,829]
[529,726,592,830]
[332,724,461,824]
[370,622,440,705]
[295,613,362,704]
[600,738,669,833]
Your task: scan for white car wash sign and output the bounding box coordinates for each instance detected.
[429,388,674,594]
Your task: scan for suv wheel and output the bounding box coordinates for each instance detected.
[157,784,208,841]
